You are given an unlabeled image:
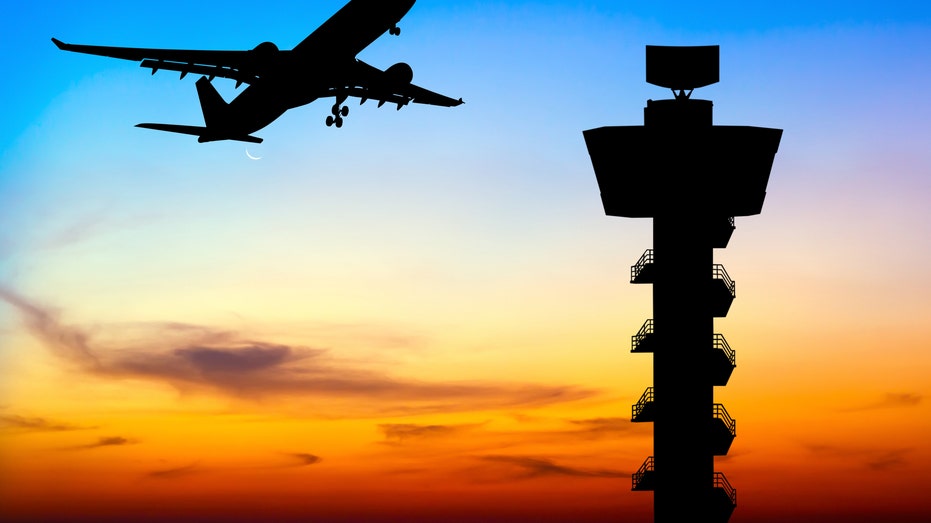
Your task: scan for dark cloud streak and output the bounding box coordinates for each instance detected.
[0,288,595,414]
[803,442,913,471]
[0,414,90,432]
[379,422,484,442]
[841,393,923,412]
[287,453,322,466]
[146,463,200,479]
[567,417,637,437]
[478,455,628,479]
[66,436,135,450]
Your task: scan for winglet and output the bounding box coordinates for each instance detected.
[51,37,67,50]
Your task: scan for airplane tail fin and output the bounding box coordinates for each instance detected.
[195,76,228,127]
[134,76,262,143]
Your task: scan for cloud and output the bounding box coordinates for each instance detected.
[286,453,322,466]
[67,436,136,450]
[0,414,90,432]
[40,212,108,250]
[146,463,201,479]
[841,393,923,412]
[378,422,484,442]
[0,287,99,368]
[477,455,628,480]
[0,288,596,415]
[86,436,131,447]
[866,448,912,471]
[374,418,647,458]
[566,417,637,438]
[803,443,913,471]
[176,345,293,373]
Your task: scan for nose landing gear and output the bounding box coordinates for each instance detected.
[389,25,400,36]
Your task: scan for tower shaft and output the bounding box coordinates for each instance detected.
[652,213,715,521]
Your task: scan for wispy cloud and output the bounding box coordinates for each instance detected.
[566,417,638,438]
[841,393,923,412]
[378,422,485,442]
[378,418,642,446]
[803,443,913,471]
[146,462,201,480]
[0,288,99,368]
[286,453,322,466]
[0,414,90,432]
[66,436,136,450]
[34,211,163,252]
[374,418,647,459]
[0,288,596,415]
[40,212,108,250]
[867,448,912,471]
[477,455,628,480]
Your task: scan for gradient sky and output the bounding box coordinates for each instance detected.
[2,1,931,522]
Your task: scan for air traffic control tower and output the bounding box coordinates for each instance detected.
[583,46,782,522]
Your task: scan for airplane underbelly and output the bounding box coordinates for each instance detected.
[228,85,289,134]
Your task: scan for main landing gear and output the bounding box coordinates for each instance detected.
[389,25,401,36]
[325,102,350,128]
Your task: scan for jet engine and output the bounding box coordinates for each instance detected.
[252,41,279,55]
[246,42,280,79]
[384,62,414,86]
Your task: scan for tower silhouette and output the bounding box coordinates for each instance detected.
[583,46,782,522]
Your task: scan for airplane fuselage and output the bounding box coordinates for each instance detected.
[217,0,415,137]
[54,0,461,143]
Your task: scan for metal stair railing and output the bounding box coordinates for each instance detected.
[713,472,737,506]
[630,249,655,282]
[713,403,736,436]
[631,387,655,419]
[632,319,654,351]
[712,264,736,297]
[712,333,736,365]
[632,456,655,489]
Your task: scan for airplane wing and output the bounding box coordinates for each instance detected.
[291,0,411,59]
[342,59,463,110]
[51,38,278,86]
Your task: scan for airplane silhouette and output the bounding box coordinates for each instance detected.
[51,0,463,143]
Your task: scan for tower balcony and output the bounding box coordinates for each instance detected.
[631,318,655,353]
[631,254,736,318]
[632,456,655,491]
[711,403,736,455]
[631,387,655,422]
[711,264,736,316]
[712,472,737,521]
[713,216,735,248]
[712,333,736,385]
[630,249,655,283]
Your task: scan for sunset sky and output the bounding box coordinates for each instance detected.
[2,1,931,522]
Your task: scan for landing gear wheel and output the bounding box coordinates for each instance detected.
[325,115,334,127]
[340,106,349,117]
[389,26,400,36]
[331,104,340,116]
[334,116,343,128]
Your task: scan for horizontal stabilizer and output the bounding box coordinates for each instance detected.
[135,123,262,143]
